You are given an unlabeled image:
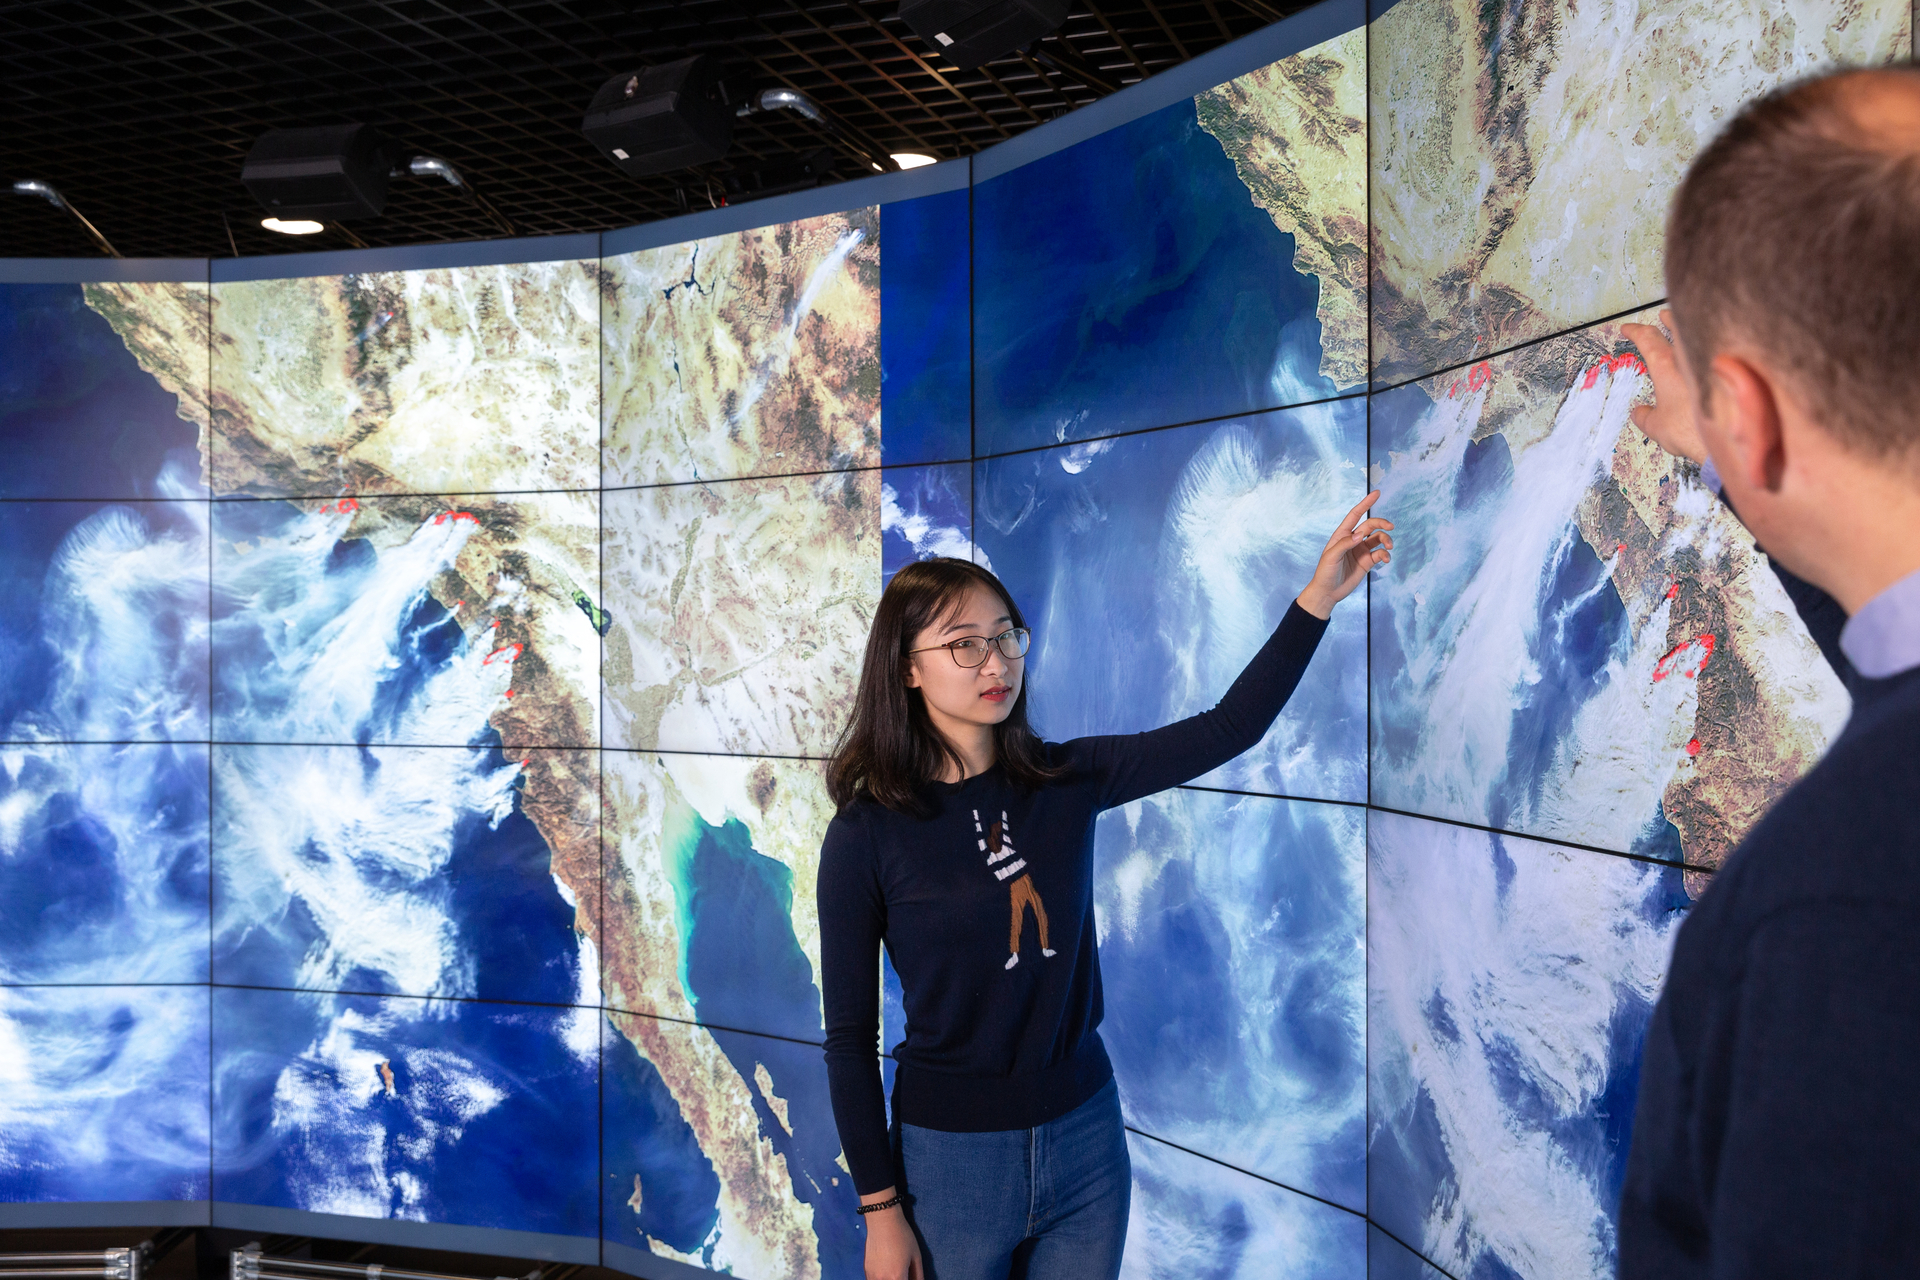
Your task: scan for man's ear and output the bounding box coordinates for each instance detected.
[1708,353,1788,494]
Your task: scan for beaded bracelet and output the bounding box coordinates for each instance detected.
[856,1194,905,1215]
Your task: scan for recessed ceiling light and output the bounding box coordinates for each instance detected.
[890,152,937,169]
[260,217,325,235]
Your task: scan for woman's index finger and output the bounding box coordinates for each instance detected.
[1341,490,1382,527]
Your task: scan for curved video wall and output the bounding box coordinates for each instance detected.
[1,0,1910,1276]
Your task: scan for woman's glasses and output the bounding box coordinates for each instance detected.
[907,627,1031,668]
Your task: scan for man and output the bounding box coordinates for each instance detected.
[1618,66,1920,1277]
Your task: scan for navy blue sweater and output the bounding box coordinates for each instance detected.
[817,602,1328,1195]
[1619,563,1920,1275]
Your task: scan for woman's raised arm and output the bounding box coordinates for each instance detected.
[1071,492,1392,810]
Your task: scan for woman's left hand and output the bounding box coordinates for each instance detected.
[1296,490,1393,619]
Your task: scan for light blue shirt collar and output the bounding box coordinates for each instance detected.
[1699,456,1725,495]
[1841,566,1920,681]
[1700,455,1920,680]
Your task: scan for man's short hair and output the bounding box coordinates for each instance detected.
[1667,66,1920,460]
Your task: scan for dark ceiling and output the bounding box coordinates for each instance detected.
[1,0,1308,260]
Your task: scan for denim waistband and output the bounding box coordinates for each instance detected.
[892,1034,1114,1134]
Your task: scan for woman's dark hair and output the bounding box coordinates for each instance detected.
[827,557,1066,816]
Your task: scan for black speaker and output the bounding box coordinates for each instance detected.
[242,124,396,220]
[583,55,735,177]
[897,0,1069,69]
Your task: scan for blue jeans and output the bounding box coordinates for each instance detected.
[892,1079,1131,1280]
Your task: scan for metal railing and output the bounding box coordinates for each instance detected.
[0,1248,145,1280]
[231,1247,538,1280]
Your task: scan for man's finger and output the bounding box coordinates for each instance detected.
[1623,323,1668,362]
[1625,327,1682,381]
[1623,321,1669,353]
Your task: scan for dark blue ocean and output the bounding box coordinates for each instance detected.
[211,984,600,1238]
[880,189,971,467]
[0,286,214,1205]
[0,283,205,501]
[972,97,1332,455]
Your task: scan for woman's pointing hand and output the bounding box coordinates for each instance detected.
[1296,490,1393,620]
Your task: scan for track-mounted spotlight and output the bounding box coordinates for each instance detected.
[10,179,120,256]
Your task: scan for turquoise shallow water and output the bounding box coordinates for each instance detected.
[656,795,864,1277]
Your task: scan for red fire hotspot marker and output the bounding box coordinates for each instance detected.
[1653,634,1717,682]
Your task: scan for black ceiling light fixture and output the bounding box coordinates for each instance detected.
[582,54,900,200]
[896,0,1072,71]
[582,55,738,178]
[242,124,516,239]
[242,123,397,222]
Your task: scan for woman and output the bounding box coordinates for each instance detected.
[818,492,1392,1280]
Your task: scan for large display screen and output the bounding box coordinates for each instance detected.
[1363,1,1907,1276]
[1,279,212,1209]
[2,0,1912,1275]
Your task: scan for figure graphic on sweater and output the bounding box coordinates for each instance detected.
[976,808,1055,970]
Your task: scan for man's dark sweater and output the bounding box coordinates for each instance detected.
[817,603,1327,1195]
[1619,552,1920,1274]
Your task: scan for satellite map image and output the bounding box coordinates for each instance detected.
[1367,311,1849,875]
[1368,810,1688,1280]
[972,29,1366,455]
[1367,0,1912,384]
[6,0,1911,1274]
[0,281,213,1206]
[218,262,607,1236]
[601,470,880,759]
[602,213,881,487]
[1361,0,1907,1273]
[976,398,1368,805]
